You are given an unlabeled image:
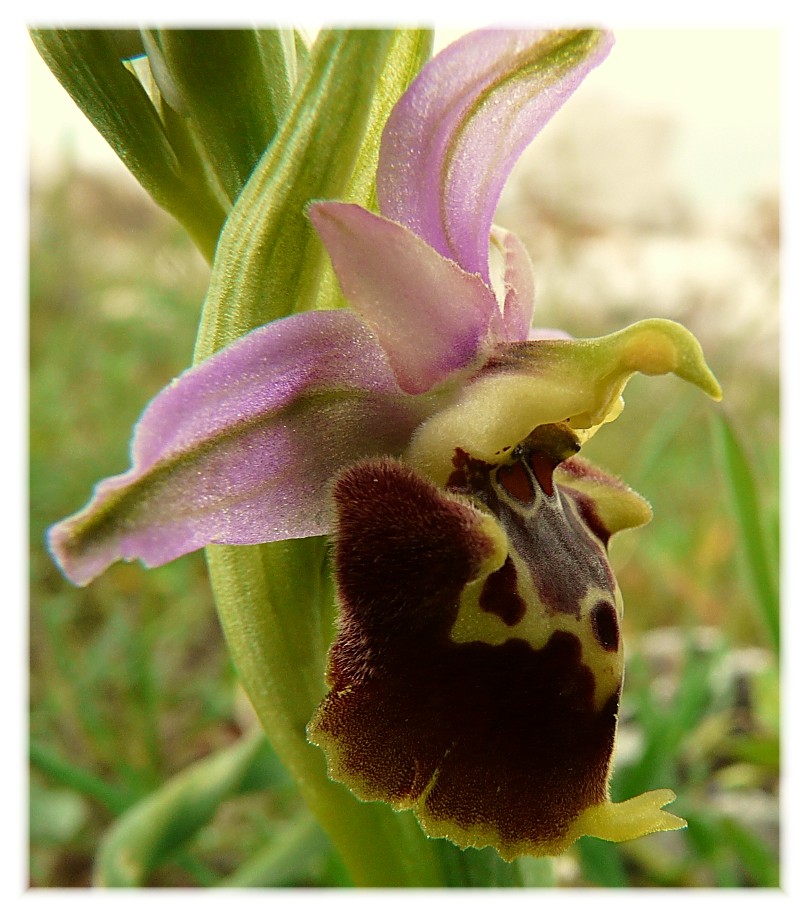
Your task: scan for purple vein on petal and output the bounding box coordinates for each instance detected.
[48,310,425,585]
[377,29,614,284]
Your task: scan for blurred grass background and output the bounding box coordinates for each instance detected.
[29,80,779,887]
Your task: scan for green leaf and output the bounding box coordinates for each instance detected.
[292,29,311,68]
[29,29,225,260]
[710,412,780,650]
[94,731,272,887]
[614,637,720,800]
[142,30,297,204]
[256,29,303,132]
[682,809,779,888]
[30,740,134,816]
[30,30,178,194]
[433,841,525,887]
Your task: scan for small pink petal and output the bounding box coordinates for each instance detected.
[310,201,500,394]
[491,226,536,342]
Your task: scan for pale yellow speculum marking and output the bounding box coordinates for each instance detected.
[451,567,623,712]
[450,475,624,711]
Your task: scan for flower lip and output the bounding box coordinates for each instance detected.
[310,442,675,858]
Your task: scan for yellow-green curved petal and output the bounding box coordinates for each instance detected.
[408,318,722,484]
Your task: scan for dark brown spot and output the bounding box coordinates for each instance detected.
[592,600,619,652]
[447,448,495,498]
[313,616,619,850]
[496,461,534,504]
[331,458,497,651]
[564,488,611,546]
[480,555,526,625]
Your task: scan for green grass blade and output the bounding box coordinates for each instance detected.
[710,412,779,650]
[30,741,134,815]
[576,836,630,887]
[218,811,329,887]
[94,731,269,887]
[614,639,718,800]
[719,817,779,887]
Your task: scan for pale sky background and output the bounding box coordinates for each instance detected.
[28,28,780,213]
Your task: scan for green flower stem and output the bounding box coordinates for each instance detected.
[183,28,442,885]
[205,541,445,887]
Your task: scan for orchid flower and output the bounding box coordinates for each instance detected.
[48,29,721,861]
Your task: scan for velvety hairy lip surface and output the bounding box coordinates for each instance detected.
[309,456,625,857]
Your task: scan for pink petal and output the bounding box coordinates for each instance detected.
[491,226,536,341]
[310,201,500,394]
[48,310,424,585]
[377,29,613,283]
